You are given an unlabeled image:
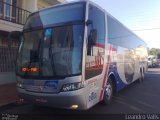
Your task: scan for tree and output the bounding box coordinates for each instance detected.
[148,48,160,57]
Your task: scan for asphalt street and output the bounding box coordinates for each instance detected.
[0,68,160,119]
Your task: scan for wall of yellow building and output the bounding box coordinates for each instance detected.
[22,0,37,12]
[37,0,66,10]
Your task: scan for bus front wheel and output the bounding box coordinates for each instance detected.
[101,78,113,105]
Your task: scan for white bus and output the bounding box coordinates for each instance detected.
[14,0,148,110]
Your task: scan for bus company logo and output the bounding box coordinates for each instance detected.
[89,92,97,102]
[44,81,58,89]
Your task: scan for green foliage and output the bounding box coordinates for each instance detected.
[149,48,160,58]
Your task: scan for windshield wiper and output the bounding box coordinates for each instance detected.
[50,51,56,76]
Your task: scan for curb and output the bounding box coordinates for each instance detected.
[0,98,26,107]
[0,100,17,107]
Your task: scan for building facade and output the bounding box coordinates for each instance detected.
[37,0,66,9]
[0,0,65,84]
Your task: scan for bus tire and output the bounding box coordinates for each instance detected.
[101,78,113,105]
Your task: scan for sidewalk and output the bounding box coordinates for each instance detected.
[0,83,19,106]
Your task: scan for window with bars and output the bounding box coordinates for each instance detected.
[0,31,18,72]
[0,0,31,25]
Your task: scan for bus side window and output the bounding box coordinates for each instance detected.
[85,4,105,80]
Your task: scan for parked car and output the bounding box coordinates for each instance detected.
[157,58,160,67]
[148,56,158,68]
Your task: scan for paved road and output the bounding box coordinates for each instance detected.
[0,68,160,119]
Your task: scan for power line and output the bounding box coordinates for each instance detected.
[132,28,160,31]
[121,19,160,24]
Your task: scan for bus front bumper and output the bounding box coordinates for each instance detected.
[17,87,87,110]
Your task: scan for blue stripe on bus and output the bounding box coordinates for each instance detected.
[108,63,127,92]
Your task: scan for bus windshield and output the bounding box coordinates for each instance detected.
[16,2,85,79]
[24,3,85,30]
[16,25,84,79]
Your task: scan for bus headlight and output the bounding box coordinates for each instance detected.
[61,82,84,92]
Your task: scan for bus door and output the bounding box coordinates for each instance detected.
[85,4,106,108]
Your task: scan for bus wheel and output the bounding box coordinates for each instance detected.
[101,78,113,105]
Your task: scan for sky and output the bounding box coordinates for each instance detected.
[67,0,160,49]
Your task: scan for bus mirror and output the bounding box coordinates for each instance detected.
[8,31,22,48]
[90,29,97,45]
[87,29,97,56]
[86,20,93,26]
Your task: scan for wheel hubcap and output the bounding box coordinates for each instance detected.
[105,83,112,100]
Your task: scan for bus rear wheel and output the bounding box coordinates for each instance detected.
[101,78,113,105]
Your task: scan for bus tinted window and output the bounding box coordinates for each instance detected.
[24,3,85,30]
[108,15,147,48]
[89,5,105,41]
[85,5,105,80]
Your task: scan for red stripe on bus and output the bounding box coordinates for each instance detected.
[95,43,105,48]
[99,45,112,101]
[99,63,109,100]
[86,65,103,70]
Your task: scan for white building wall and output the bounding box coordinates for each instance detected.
[0,19,23,32]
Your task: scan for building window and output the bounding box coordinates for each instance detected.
[0,0,4,18]
[5,0,12,20]
[0,0,30,24]
[0,0,13,20]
